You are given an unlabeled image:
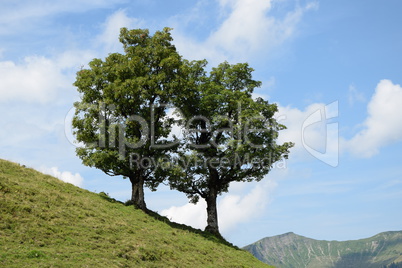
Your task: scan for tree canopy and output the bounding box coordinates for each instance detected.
[169,60,293,235]
[73,27,182,210]
[73,27,293,236]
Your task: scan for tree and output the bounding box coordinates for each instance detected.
[72,27,182,211]
[169,61,293,235]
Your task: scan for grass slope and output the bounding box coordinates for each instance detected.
[244,231,402,268]
[0,159,272,268]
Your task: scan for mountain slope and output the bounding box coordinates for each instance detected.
[0,159,272,267]
[244,231,402,268]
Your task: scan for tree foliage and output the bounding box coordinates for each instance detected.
[73,27,293,236]
[72,27,182,210]
[170,60,293,235]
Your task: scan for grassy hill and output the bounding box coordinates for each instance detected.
[0,159,272,267]
[244,231,402,268]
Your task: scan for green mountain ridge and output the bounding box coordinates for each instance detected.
[0,159,271,267]
[244,231,402,268]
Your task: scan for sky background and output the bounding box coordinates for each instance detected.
[1,0,401,247]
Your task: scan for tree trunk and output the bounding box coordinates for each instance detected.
[205,186,220,236]
[130,176,147,211]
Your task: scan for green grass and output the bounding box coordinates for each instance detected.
[0,159,272,267]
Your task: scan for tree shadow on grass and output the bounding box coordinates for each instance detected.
[98,191,239,250]
[145,208,239,250]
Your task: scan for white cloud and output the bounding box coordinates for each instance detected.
[161,200,207,230]
[346,79,402,157]
[56,49,96,70]
[0,56,68,103]
[161,179,277,233]
[0,50,93,104]
[275,80,402,161]
[218,179,277,232]
[39,166,84,187]
[208,0,274,56]
[97,10,144,53]
[172,0,318,63]
[276,101,339,166]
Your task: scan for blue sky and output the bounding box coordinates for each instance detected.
[1,0,401,247]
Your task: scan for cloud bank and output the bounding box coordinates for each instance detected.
[39,166,84,187]
[276,79,402,161]
[346,79,402,157]
[172,0,318,63]
[0,56,66,103]
[161,180,277,233]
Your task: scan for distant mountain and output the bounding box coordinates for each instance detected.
[244,231,402,268]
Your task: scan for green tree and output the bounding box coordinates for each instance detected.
[170,61,293,235]
[72,27,182,211]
